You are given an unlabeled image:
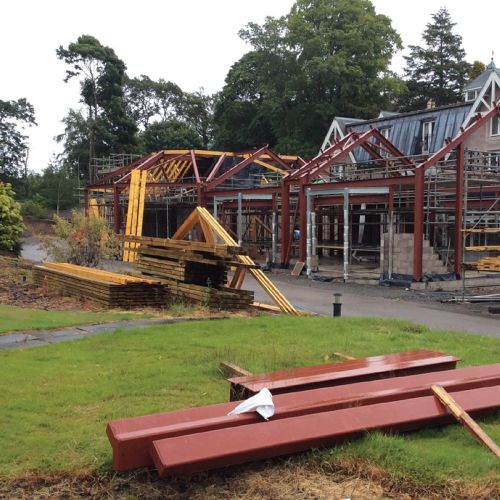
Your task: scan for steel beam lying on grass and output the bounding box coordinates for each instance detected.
[105,362,500,472]
[151,384,500,476]
[229,350,459,400]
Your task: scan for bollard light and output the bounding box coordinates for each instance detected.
[333,293,342,317]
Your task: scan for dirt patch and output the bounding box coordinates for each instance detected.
[0,255,106,311]
[1,459,497,500]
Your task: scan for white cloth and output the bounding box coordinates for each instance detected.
[227,388,275,420]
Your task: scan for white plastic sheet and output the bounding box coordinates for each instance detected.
[227,387,275,420]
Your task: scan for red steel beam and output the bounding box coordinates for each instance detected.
[298,180,307,261]
[229,350,458,399]
[206,146,269,190]
[205,154,227,183]
[151,384,500,476]
[413,167,425,281]
[280,182,290,267]
[106,364,500,471]
[87,154,152,188]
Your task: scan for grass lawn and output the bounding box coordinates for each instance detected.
[0,304,153,334]
[0,316,499,490]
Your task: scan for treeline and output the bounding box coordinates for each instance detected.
[1,1,485,213]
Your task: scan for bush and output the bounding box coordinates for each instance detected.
[21,196,50,219]
[40,210,119,267]
[0,182,25,253]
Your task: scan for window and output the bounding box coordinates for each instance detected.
[491,116,500,136]
[421,121,435,154]
[380,127,391,140]
[465,90,478,102]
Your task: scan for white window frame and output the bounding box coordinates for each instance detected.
[421,120,435,154]
[491,116,500,136]
[380,127,391,139]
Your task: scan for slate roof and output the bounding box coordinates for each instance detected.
[464,59,500,91]
[339,102,472,160]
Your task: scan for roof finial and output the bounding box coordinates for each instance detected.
[487,52,496,70]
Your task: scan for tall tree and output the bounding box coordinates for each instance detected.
[177,90,214,149]
[401,8,470,110]
[213,0,402,157]
[0,98,36,182]
[56,35,138,180]
[140,120,202,152]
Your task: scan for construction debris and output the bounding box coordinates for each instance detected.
[33,263,165,308]
[106,360,500,473]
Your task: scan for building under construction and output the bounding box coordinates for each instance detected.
[84,102,500,284]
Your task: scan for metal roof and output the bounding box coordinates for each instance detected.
[344,102,472,160]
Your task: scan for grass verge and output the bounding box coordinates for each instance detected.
[0,304,153,334]
[0,315,498,493]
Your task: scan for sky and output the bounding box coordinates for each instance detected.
[1,0,499,173]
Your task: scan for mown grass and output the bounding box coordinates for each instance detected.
[0,315,498,485]
[0,304,153,334]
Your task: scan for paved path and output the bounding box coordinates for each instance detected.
[246,274,500,338]
[0,318,203,350]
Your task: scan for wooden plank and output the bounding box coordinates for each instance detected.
[291,261,305,277]
[465,246,500,251]
[431,384,500,458]
[333,352,356,361]
[220,362,253,378]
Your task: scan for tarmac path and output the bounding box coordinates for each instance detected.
[246,273,500,338]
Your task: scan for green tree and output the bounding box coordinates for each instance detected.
[56,35,138,179]
[0,182,25,253]
[176,90,214,148]
[140,120,202,152]
[214,0,402,156]
[401,8,470,110]
[0,98,36,182]
[468,60,486,82]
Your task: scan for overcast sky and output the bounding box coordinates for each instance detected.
[1,0,499,172]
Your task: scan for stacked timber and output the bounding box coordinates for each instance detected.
[129,236,255,310]
[33,262,166,308]
[476,256,500,272]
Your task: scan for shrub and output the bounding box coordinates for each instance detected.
[40,210,119,267]
[21,196,50,219]
[0,182,25,253]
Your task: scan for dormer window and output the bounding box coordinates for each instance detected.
[422,120,435,154]
[492,116,500,136]
[465,89,479,102]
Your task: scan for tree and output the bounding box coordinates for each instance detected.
[213,0,402,157]
[56,35,138,179]
[176,90,214,149]
[401,8,470,110]
[0,182,25,253]
[468,60,486,82]
[140,120,202,152]
[0,98,36,182]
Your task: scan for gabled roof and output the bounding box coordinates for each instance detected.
[464,59,500,91]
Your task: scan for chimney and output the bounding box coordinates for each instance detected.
[426,99,436,109]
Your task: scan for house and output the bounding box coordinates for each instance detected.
[321,59,500,164]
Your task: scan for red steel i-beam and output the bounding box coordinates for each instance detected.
[280,182,290,267]
[298,180,307,262]
[454,143,464,277]
[413,168,425,281]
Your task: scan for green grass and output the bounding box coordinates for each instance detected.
[0,304,153,334]
[0,315,499,485]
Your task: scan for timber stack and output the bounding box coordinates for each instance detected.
[33,262,166,308]
[129,236,255,310]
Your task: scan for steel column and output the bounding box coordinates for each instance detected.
[343,188,349,282]
[454,144,464,277]
[413,168,425,281]
[237,192,243,246]
[272,212,277,265]
[306,188,312,276]
[299,181,307,262]
[280,182,290,267]
[113,186,121,234]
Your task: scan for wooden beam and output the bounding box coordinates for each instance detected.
[219,361,253,378]
[431,384,500,458]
